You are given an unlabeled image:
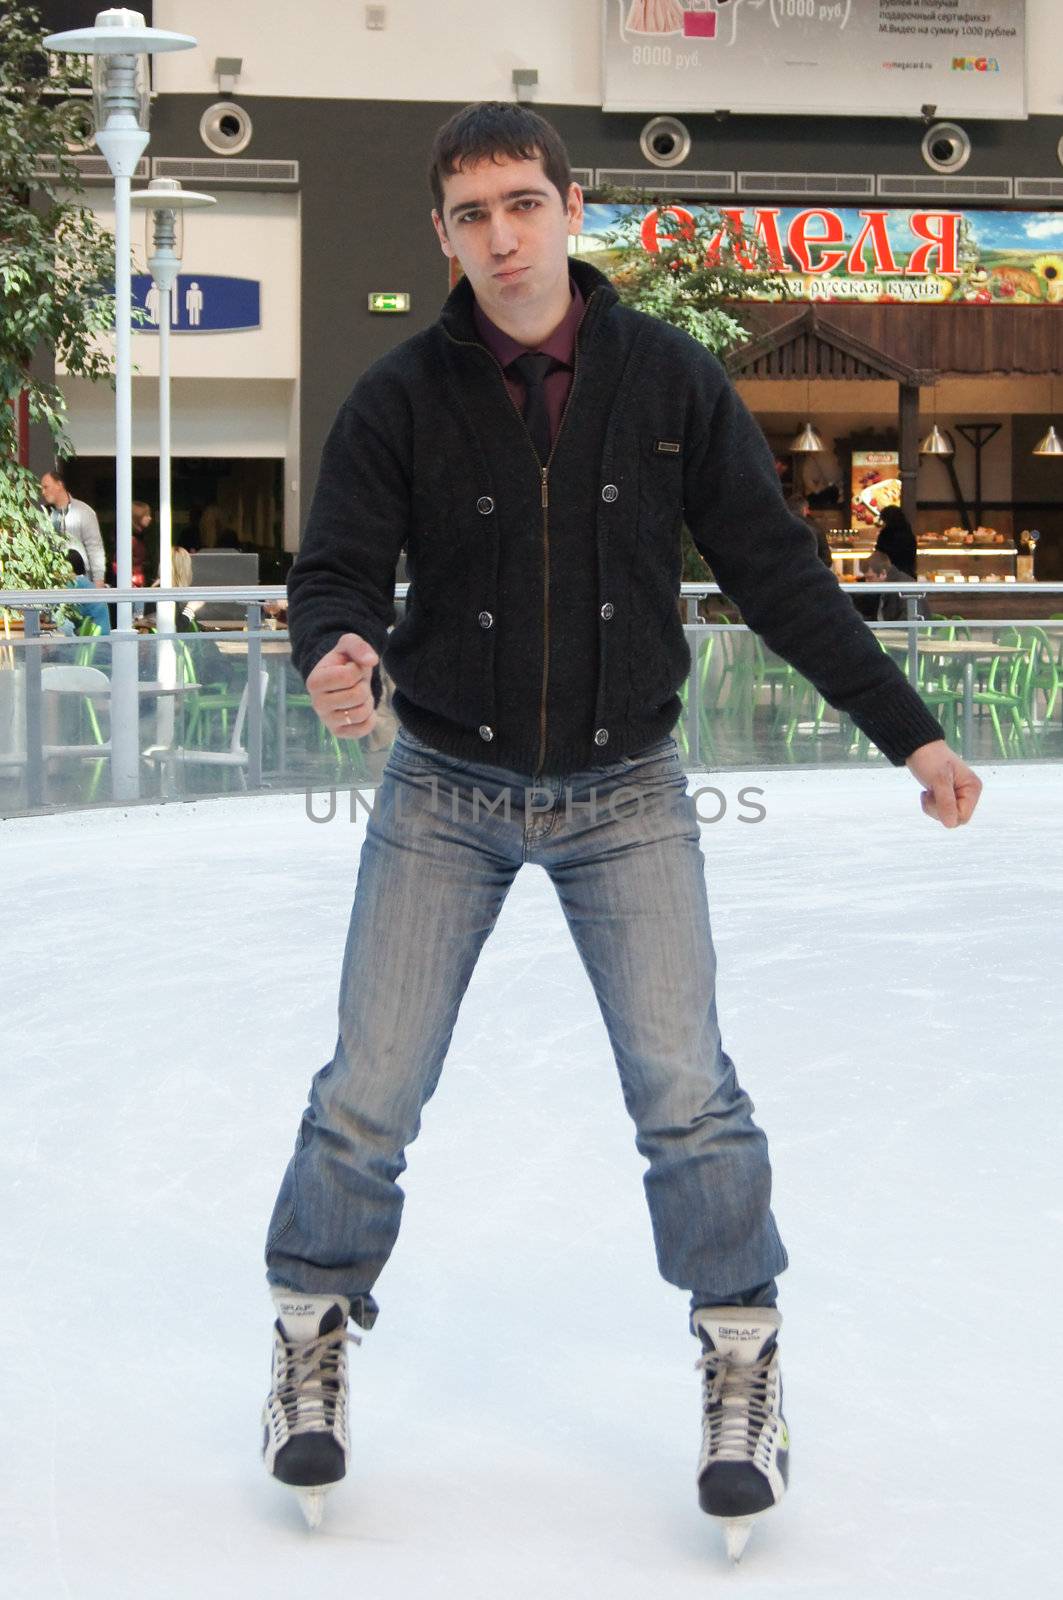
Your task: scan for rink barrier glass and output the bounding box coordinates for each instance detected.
[2,584,1062,817]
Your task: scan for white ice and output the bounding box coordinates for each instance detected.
[2,761,1061,1599]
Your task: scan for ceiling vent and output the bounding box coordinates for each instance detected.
[878,174,1013,200]
[34,154,149,182]
[1014,177,1063,203]
[151,157,299,188]
[594,168,735,196]
[738,172,875,199]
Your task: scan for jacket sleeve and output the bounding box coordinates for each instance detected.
[682,361,944,765]
[286,378,411,703]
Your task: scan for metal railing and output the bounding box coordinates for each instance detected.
[2,582,1062,818]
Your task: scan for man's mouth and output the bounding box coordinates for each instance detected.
[494,266,528,281]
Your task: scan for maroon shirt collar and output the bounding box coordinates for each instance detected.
[473,275,585,370]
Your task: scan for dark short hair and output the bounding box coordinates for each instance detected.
[42,467,67,487]
[428,102,573,221]
[865,550,891,572]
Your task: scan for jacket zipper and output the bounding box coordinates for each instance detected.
[443,292,596,777]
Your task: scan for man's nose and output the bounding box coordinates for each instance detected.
[489,212,519,256]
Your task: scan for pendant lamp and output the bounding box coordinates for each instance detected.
[1033,378,1062,455]
[789,372,823,453]
[919,423,954,456]
[1032,424,1063,457]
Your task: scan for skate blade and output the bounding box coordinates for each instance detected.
[294,1486,329,1529]
[723,1516,755,1563]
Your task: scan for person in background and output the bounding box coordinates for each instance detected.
[859,550,925,622]
[132,499,159,582]
[40,470,107,587]
[786,492,834,571]
[875,505,917,579]
[59,548,111,635]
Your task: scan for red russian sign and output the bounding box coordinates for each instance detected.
[580,203,1063,305]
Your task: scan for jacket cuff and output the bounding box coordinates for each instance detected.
[845,684,947,765]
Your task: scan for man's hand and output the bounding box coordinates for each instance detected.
[905,739,982,828]
[306,632,380,740]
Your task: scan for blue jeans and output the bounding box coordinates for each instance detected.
[265,729,788,1330]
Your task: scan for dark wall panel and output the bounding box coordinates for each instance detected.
[143,97,1063,534]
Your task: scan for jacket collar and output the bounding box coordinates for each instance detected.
[438,256,618,347]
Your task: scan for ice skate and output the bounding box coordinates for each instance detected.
[262,1287,361,1529]
[691,1306,789,1564]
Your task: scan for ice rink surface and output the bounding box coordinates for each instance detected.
[2,761,1061,1599]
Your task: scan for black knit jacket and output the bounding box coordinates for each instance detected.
[287,257,944,776]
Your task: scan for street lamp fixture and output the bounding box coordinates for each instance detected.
[42,9,196,801]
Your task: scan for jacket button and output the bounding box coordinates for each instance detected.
[478,724,494,742]
[477,496,495,515]
[601,484,618,503]
[478,610,494,628]
[594,728,609,746]
[600,603,614,620]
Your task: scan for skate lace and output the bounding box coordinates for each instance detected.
[275,1324,361,1438]
[694,1347,781,1463]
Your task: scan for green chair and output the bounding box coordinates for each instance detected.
[676,630,717,763]
[1009,625,1060,742]
[971,628,1037,757]
[173,636,244,748]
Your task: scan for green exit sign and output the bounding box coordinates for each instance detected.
[368,292,411,313]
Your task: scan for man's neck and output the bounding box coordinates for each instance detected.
[483,274,573,349]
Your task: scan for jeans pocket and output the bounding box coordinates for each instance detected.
[623,734,678,767]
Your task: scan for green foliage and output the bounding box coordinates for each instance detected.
[1,0,116,618]
[591,188,790,582]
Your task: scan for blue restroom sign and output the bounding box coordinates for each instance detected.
[131,274,260,333]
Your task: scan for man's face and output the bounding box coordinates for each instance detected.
[431,152,584,325]
[40,474,66,508]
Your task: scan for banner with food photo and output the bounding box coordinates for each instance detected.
[850,452,901,530]
[573,203,1063,305]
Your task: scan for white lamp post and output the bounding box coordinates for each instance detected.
[43,8,196,801]
[130,179,215,768]
[130,182,215,601]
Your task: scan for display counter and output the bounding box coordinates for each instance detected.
[828,527,1017,584]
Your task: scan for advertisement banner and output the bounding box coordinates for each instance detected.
[602,0,1026,120]
[851,451,901,528]
[574,202,1063,304]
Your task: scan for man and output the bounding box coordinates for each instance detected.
[861,550,926,622]
[40,470,107,587]
[786,491,834,570]
[261,103,982,1554]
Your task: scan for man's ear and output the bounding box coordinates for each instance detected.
[431,209,454,259]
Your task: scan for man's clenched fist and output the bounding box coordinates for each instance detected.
[306,632,380,740]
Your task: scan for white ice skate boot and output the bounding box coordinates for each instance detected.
[262,1287,361,1529]
[692,1306,789,1564]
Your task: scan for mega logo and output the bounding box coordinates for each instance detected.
[951,57,1001,71]
[639,207,961,277]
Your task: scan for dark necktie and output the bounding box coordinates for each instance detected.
[508,351,555,465]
